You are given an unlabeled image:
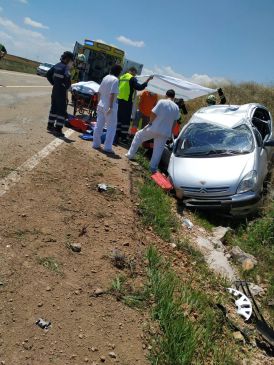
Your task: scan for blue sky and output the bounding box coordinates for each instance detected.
[0,0,274,84]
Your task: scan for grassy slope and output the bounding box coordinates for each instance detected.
[0,54,39,74]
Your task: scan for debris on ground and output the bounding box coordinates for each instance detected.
[182,218,194,230]
[151,172,173,191]
[111,249,127,270]
[79,225,88,237]
[35,318,51,330]
[92,288,106,297]
[228,288,252,321]
[97,183,108,192]
[70,242,82,253]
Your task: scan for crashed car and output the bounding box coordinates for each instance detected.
[36,62,54,77]
[165,103,274,216]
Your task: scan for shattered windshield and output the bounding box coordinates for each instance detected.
[175,122,254,157]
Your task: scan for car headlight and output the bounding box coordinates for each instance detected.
[237,171,257,194]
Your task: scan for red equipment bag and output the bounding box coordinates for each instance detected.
[69,118,90,132]
[151,172,173,191]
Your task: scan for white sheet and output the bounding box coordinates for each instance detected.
[71,74,216,101]
[136,74,216,100]
[71,81,100,95]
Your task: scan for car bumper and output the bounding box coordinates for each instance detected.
[37,70,47,76]
[176,190,261,215]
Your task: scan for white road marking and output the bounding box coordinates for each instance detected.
[0,85,51,88]
[0,129,75,198]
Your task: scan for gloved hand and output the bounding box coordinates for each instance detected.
[217,88,224,96]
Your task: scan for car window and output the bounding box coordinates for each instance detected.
[175,122,254,157]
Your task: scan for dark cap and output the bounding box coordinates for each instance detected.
[61,51,74,62]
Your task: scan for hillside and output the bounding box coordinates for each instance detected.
[0,54,39,74]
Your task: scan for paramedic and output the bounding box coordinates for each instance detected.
[116,67,153,143]
[126,89,180,173]
[0,44,7,59]
[46,51,74,136]
[93,64,123,153]
[206,88,226,106]
[131,91,158,134]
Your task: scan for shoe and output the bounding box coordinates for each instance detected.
[125,153,135,161]
[104,149,115,155]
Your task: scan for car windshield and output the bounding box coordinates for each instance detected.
[42,63,53,68]
[175,122,254,157]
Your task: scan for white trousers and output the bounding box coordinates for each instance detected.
[93,106,118,151]
[127,126,167,172]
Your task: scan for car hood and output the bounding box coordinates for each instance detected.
[168,152,255,190]
[38,66,50,71]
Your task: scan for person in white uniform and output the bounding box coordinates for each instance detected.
[93,64,123,153]
[126,89,180,172]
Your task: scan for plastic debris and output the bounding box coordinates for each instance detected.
[227,288,252,321]
[97,183,108,192]
[36,318,51,330]
[183,218,194,230]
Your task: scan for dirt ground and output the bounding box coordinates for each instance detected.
[0,71,273,365]
[0,136,152,365]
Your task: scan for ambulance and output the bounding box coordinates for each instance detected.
[73,39,143,84]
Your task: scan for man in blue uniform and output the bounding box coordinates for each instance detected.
[46,51,74,136]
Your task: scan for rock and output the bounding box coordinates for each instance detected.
[94,288,105,297]
[268,298,274,306]
[242,259,255,271]
[108,352,117,359]
[100,355,106,362]
[233,331,245,343]
[170,243,177,249]
[84,358,89,363]
[46,286,51,292]
[212,226,232,242]
[70,243,82,253]
[230,246,257,266]
[79,334,83,339]
[249,283,264,296]
[38,302,43,308]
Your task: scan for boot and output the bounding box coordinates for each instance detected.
[54,125,65,137]
[47,122,55,132]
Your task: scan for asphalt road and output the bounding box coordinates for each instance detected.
[0,70,73,178]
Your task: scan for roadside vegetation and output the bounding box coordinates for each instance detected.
[126,154,245,364]
[0,54,38,74]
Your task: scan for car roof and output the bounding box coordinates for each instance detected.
[191,103,267,128]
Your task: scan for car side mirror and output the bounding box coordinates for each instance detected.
[264,140,274,147]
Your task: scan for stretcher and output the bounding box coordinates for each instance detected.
[70,81,100,117]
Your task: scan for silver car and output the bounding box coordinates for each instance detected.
[167,103,274,216]
[36,62,54,77]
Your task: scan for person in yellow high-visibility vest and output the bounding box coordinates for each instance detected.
[116,67,153,144]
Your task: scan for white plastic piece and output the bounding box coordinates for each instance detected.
[227,288,252,321]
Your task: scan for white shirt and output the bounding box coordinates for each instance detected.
[149,99,180,137]
[98,75,119,111]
